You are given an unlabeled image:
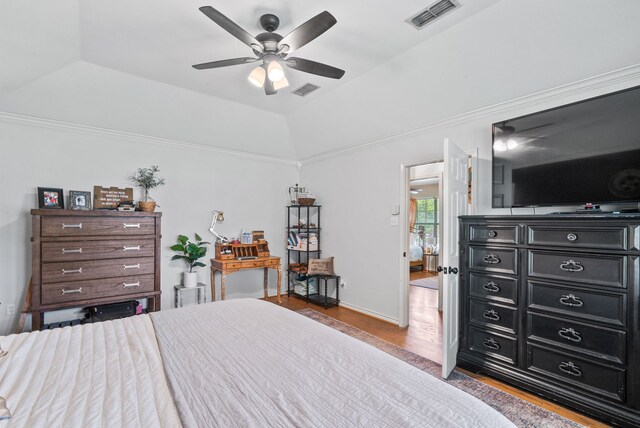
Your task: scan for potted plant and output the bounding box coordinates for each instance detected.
[129,165,165,212]
[171,234,210,287]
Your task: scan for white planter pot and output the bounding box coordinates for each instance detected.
[183,272,198,288]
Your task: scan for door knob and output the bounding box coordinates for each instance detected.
[436,266,444,273]
[449,267,459,274]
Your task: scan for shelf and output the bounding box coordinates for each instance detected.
[287,227,321,230]
[287,247,320,252]
[288,291,339,308]
[287,205,321,208]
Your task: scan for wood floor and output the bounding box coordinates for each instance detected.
[265,271,608,428]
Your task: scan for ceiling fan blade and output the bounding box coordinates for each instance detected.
[264,78,277,95]
[199,6,263,53]
[192,57,258,70]
[277,11,336,54]
[285,57,345,79]
[517,122,555,133]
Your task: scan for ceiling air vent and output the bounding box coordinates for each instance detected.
[292,83,320,97]
[407,0,459,30]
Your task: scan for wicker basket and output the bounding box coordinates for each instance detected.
[297,197,315,206]
[138,201,156,212]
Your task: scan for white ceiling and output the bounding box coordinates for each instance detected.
[1,0,500,115]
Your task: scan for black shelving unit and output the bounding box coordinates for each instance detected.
[286,205,339,308]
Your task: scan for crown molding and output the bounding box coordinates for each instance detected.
[300,63,640,165]
[0,111,299,166]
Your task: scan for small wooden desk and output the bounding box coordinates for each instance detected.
[210,256,281,303]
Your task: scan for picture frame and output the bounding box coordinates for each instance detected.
[69,190,92,210]
[38,187,65,209]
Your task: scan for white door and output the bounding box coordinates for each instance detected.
[441,138,469,378]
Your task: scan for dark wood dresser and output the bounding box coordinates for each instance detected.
[458,215,640,427]
[31,210,162,330]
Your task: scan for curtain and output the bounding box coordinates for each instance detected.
[409,199,417,232]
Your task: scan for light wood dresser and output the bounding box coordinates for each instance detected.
[30,210,162,330]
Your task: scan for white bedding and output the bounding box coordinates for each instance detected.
[151,299,515,428]
[0,315,181,428]
[409,244,423,262]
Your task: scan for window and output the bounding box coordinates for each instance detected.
[415,197,439,246]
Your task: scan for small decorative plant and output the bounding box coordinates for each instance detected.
[129,165,165,203]
[171,234,210,272]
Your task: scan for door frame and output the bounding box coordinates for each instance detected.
[398,150,478,328]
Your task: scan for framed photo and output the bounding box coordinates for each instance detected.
[69,190,92,210]
[38,187,65,209]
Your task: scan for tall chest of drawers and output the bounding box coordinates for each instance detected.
[31,210,162,330]
[458,215,640,427]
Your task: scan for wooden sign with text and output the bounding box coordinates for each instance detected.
[93,186,133,209]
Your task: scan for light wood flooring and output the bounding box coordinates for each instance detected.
[265,270,608,428]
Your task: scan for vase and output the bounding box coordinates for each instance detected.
[138,201,156,212]
[183,272,198,288]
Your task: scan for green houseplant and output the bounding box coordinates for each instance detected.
[171,234,210,287]
[129,165,165,212]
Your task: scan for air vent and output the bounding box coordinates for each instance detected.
[292,83,320,97]
[407,0,459,30]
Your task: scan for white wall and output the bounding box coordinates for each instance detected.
[0,120,297,334]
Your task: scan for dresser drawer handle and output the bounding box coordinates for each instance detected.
[123,245,141,251]
[61,268,83,274]
[123,223,141,229]
[482,338,500,350]
[483,282,500,292]
[61,287,83,295]
[62,223,83,229]
[482,309,500,321]
[123,264,141,269]
[482,254,501,264]
[558,327,582,343]
[559,260,584,272]
[61,248,83,254]
[487,231,497,238]
[123,281,141,288]
[558,361,583,377]
[559,294,584,307]
[567,233,578,241]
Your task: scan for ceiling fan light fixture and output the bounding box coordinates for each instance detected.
[267,60,285,82]
[506,139,518,150]
[273,75,289,91]
[493,139,507,152]
[248,66,266,87]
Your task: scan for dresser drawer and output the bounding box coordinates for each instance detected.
[527,312,626,364]
[526,345,626,403]
[469,273,517,305]
[41,257,155,284]
[527,281,626,327]
[469,224,519,245]
[469,299,518,334]
[41,274,155,306]
[41,239,155,262]
[41,216,156,237]
[528,226,627,251]
[468,326,517,365]
[469,246,518,275]
[528,250,626,289]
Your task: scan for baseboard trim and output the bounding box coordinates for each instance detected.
[300,62,640,165]
[0,111,299,166]
[338,301,399,325]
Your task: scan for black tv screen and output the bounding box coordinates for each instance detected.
[492,85,640,208]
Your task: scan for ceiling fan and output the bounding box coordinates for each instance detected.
[193,6,345,95]
[494,122,554,151]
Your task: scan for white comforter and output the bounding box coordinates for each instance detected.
[151,299,515,428]
[0,315,181,428]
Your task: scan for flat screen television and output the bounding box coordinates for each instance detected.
[491,85,640,209]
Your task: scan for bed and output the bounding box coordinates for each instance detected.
[409,244,425,270]
[0,299,514,427]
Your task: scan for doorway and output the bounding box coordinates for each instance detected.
[406,162,444,363]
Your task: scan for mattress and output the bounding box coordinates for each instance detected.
[151,299,515,428]
[0,315,181,428]
[409,244,423,262]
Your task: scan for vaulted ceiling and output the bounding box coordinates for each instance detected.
[1,0,639,160]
